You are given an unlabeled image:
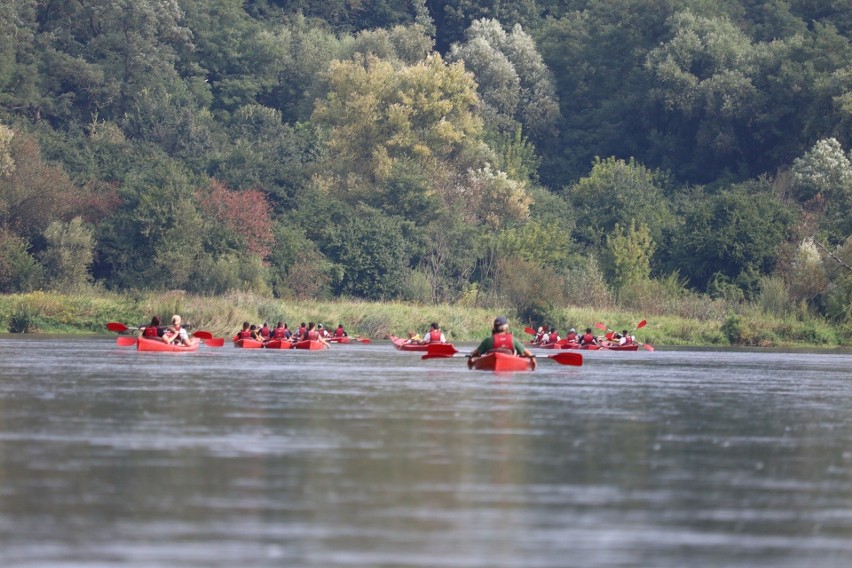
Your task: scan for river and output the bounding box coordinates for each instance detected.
[0,336,850,567]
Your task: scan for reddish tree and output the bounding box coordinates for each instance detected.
[197,180,273,259]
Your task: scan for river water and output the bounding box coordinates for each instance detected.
[0,336,850,567]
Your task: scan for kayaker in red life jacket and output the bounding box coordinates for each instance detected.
[297,322,307,340]
[544,326,561,345]
[468,316,536,369]
[579,327,598,346]
[234,321,252,341]
[259,322,271,339]
[422,322,446,344]
[619,329,634,346]
[304,322,330,347]
[334,324,347,338]
[271,321,290,340]
[564,328,578,343]
[141,315,164,340]
[317,324,331,338]
[533,326,546,344]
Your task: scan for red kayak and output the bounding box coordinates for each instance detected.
[233,338,264,349]
[390,335,455,352]
[137,337,200,353]
[264,339,294,349]
[469,352,535,372]
[600,343,639,351]
[328,337,351,344]
[293,339,327,350]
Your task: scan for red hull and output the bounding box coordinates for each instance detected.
[233,338,264,349]
[601,343,639,351]
[264,339,294,349]
[137,337,200,353]
[294,339,327,350]
[470,352,534,372]
[328,337,351,344]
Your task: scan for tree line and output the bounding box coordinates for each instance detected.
[0,0,850,326]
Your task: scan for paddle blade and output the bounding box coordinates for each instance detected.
[116,336,137,347]
[107,322,129,333]
[642,342,655,351]
[636,319,647,329]
[548,352,583,366]
[524,326,536,336]
[193,330,214,340]
[594,322,608,330]
[203,337,225,347]
[423,343,458,359]
[356,337,372,344]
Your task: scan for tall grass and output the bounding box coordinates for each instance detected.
[0,290,848,348]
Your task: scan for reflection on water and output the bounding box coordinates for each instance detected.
[0,337,851,567]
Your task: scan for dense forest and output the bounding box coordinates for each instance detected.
[0,0,850,327]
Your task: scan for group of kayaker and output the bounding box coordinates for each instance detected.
[140,314,199,348]
[232,320,349,346]
[530,324,636,347]
[402,322,447,345]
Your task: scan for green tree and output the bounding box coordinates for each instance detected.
[324,206,411,300]
[40,217,95,291]
[0,228,42,293]
[565,156,671,250]
[791,137,852,243]
[665,179,797,291]
[448,18,560,144]
[606,220,655,300]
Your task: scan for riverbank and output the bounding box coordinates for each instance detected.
[0,291,848,348]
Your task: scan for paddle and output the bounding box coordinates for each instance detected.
[524,326,536,336]
[355,337,372,344]
[116,336,137,347]
[548,352,583,366]
[106,322,136,333]
[421,343,460,359]
[201,337,225,347]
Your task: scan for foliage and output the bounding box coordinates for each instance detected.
[197,180,273,259]
[40,217,95,291]
[566,156,672,250]
[0,228,43,293]
[790,138,852,243]
[448,18,560,144]
[606,220,655,299]
[665,179,797,291]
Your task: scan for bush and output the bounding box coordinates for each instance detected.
[8,302,39,333]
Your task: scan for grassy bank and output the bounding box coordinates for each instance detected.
[0,291,849,348]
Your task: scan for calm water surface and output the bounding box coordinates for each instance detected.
[0,336,851,567]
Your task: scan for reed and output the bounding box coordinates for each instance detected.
[0,291,848,348]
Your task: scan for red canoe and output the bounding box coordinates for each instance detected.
[137,337,200,353]
[233,338,264,349]
[264,339,294,349]
[327,336,351,344]
[293,339,327,350]
[469,352,535,372]
[389,335,455,352]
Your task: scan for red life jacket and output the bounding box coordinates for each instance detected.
[335,327,345,338]
[143,326,159,338]
[547,331,560,344]
[259,326,270,338]
[566,332,578,341]
[273,327,286,339]
[491,332,515,352]
[238,329,252,339]
[581,333,595,344]
[427,329,443,342]
[306,330,319,340]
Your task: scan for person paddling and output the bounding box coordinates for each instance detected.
[579,327,598,346]
[163,315,198,347]
[468,316,536,370]
[234,321,252,342]
[334,324,348,338]
[141,316,164,340]
[422,322,446,344]
[303,322,330,347]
